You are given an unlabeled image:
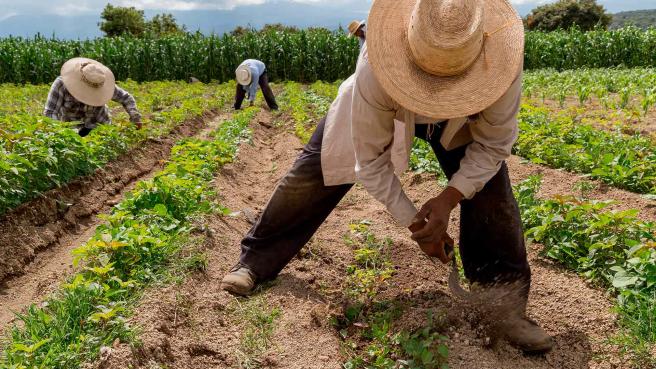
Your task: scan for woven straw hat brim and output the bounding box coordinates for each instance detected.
[348,20,365,36]
[61,58,115,107]
[367,0,524,119]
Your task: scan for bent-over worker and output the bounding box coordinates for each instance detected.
[222,0,553,354]
[348,19,366,48]
[234,59,279,111]
[44,58,142,137]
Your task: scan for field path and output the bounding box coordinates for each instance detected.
[95,110,649,369]
[0,112,228,333]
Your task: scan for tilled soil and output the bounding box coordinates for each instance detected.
[95,112,647,369]
[0,111,221,330]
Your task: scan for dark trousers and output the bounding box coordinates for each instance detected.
[239,118,530,292]
[234,71,279,110]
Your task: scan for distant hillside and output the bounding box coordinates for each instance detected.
[611,9,656,29]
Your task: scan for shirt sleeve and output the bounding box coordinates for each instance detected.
[112,85,142,123]
[351,58,418,227]
[247,67,260,102]
[43,78,64,120]
[447,73,522,199]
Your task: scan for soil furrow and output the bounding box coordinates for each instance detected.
[96,113,653,369]
[0,110,225,331]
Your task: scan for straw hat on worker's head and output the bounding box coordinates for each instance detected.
[348,20,365,36]
[367,0,524,119]
[61,58,115,107]
[235,65,252,86]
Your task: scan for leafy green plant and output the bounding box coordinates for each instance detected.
[514,176,656,364]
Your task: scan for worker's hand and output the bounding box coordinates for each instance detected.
[408,220,454,263]
[410,186,463,246]
[134,121,143,130]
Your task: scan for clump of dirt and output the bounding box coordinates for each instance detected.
[0,111,216,283]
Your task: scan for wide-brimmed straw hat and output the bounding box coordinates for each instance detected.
[235,65,252,86]
[367,0,524,118]
[348,20,365,36]
[61,58,115,107]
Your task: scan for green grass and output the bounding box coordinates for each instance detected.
[231,295,281,369]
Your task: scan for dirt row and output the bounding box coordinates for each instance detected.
[94,111,650,369]
[0,110,222,330]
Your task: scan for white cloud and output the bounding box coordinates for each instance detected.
[509,0,550,5]
[114,0,320,11]
[116,0,357,11]
[0,12,18,22]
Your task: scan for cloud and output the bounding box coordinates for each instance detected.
[113,0,340,11]
[509,0,550,5]
[0,12,19,22]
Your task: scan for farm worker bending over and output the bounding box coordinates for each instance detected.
[221,0,553,354]
[43,58,142,137]
[234,59,279,111]
[348,19,366,48]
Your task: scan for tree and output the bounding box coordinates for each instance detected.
[526,0,612,31]
[99,4,146,37]
[146,13,186,36]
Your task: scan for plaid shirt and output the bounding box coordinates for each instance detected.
[43,77,141,129]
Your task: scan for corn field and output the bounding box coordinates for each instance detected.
[2,27,656,85]
[0,30,359,85]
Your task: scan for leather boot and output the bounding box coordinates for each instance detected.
[221,264,256,296]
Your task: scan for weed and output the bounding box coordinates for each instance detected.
[336,222,449,369]
[231,296,281,369]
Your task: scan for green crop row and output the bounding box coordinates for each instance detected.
[277,81,331,143]
[0,107,259,369]
[3,27,656,85]
[515,176,656,365]
[515,104,656,194]
[0,81,233,216]
[523,68,656,114]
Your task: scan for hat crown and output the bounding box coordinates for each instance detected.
[235,65,252,85]
[81,63,106,87]
[408,0,485,76]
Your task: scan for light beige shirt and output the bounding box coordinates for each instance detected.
[321,46,522,227]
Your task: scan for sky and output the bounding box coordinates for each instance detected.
[0,0,655,39]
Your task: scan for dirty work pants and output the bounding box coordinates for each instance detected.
[239,118,531,292]
[234,71,279,110]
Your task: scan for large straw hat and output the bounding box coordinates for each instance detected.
[348,20,365,36]
[367,0,524,118]
[235,65,252,86]
[61,58,115,107]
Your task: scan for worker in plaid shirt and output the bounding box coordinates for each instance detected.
[43,58,142,137]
